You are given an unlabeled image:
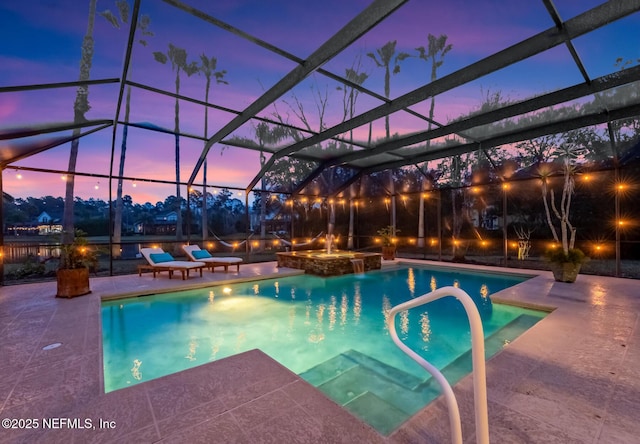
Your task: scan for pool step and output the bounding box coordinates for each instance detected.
[299,352,359,387]
[300,349,441,433]
[343,391,410,436]
[300,349,423,390]
[299,314,543,435]
[343,349,425,390]
[433,313,544,386]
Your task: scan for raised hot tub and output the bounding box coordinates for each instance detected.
[276,250,382,276]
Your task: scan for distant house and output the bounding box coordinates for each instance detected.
[134,211,178,235]
[249,201,290,235]
[36,211,62,234]
[37,211,53,223]
[6,211,62,236]
[471,206,501,231]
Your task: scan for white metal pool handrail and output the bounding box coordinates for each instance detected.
[387,286,489,444]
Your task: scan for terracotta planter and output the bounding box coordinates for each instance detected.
[550,262,581,283]
[382,245,396,260]
[56,268,91,298]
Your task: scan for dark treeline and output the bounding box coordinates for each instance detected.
[3,188,246,237]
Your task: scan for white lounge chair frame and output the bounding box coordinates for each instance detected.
[140,247,206,280]
[182,245,243,273]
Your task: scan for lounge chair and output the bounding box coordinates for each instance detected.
[139,247,206,280]
[182,245,243,273]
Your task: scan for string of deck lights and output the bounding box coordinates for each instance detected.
[3,167,634,259]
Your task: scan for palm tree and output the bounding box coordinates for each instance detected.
[367,41,409,235]
[198,54,227,241]
[416,34,452,247]
[367,41,410,139]
[102,3,153,257]
[62,0,98,244]
[255,122,289,249]
[338,57,368,249]
[153,44,199,242]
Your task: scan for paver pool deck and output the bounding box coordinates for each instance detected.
[1,259,638,443]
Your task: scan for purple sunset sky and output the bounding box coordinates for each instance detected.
[1,0,638,203]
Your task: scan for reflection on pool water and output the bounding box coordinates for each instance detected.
[102,265,545,434]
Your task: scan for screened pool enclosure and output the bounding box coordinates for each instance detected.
[2,0,640,284]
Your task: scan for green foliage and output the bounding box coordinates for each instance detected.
[6,255,46,279]
[544,247,588,265]
[59,229,98,270]
[376,225,399,246]
[75,219,109,236]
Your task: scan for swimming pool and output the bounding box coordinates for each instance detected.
[101,265,545,434]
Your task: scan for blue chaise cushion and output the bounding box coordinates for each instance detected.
[192,250,212,259]
[149,252,174,263]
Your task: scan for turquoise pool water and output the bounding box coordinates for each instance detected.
[101,265,545,434]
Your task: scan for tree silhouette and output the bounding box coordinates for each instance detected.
[337,57,369,248]
[367,41,409,234]
[101,2,153,256]
[198,53,227,241]
[254,122,289,248]
[153,44,199,242]
[62,0,98,244]
[367,41,410,139]
[415,34,452,247]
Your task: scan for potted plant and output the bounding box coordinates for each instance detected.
[377,225,399,260]
[544,246,588,283]
[56,229,97,298]
[538,141,589,282]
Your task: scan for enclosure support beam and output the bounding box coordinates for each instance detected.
[364,102,640,174]
[605,121,621,277]
[615,172,621,277]
[261,1,640,169]
[107,0,141,276]
[503,184,508,266]
[0,169,4,286]
[438,190,442,261]
[190,0,407,188]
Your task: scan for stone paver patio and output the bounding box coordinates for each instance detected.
[1,260,638,443]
